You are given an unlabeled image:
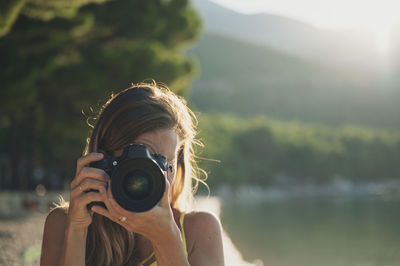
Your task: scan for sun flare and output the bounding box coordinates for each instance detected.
[212,0,400,54]
[376,26,391,55]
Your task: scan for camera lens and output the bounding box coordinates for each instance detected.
[122,170,153,200]
[110,154,166,212]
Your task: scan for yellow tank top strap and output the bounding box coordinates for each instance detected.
[140,212,187,266]
[140,250,154,265]
[180,211,188,258]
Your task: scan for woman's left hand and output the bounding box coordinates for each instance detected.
[90,171,176,241]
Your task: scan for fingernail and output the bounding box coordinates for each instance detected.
[96,153,103,158]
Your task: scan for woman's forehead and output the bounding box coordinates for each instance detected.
[136,129,178,153]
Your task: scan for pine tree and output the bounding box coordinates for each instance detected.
[0,0,201,189]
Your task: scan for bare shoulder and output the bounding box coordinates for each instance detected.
[41,207,68,265]
[184,211,222,234]
[44,206,69,239]
[47,206,68,220]
[44,206,68,231]
[183,211,224,266]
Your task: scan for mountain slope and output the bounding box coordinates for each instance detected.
[191,0,387,71]
[187,33,399,127]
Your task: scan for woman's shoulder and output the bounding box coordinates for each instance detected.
[41,207,69,265]
[182,210,223,257]
[46,206,68,222]
[183,210,221,230]
[43,206,69,234]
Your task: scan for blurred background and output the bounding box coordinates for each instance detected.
[1,0,400,265]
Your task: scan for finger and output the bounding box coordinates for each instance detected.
[159,171,171,207]
[92,204,126,228]
[91,205,115,222]
[71,167,109,190]
[75,152,104,176]
[75,191,105,208]
[71,166,109,189]
[106,179,113,199]
[102,180,125,219]
[71,179,107,198]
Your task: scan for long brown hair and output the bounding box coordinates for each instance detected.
[83,82,202,265]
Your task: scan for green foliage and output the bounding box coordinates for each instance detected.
[197,114,400,188]
[0,0,201,189]
[0,0,25,37]
[0,0,109,37]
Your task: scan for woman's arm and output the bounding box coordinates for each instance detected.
[92,173,191,266]
[41,152,109,266]
[91,176,224,266]
[41,208,67,265]
[40,208,88,266]
[150,220,190,266]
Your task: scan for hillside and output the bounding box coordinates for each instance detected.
[187,33,399,127]
[191,0,398,72]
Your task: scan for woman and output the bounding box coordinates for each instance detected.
[40,83,225,266]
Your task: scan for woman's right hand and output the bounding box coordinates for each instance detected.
[68,152,109,230]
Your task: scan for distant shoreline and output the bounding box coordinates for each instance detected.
[203,179,400,203]
[2,178,400,217]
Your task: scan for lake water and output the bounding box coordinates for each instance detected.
[1,192,399,265]
[220,196,400,266]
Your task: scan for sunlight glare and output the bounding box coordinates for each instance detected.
[210,0,400,30]
[376,26,391,55]
[211,0,400,55]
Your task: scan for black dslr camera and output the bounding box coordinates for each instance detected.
[89,144,170,212]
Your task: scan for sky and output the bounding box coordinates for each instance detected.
[210,0,400,30]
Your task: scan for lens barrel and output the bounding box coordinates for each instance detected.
[111,157,165,212]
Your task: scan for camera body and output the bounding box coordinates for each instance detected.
[89,144,168,212]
